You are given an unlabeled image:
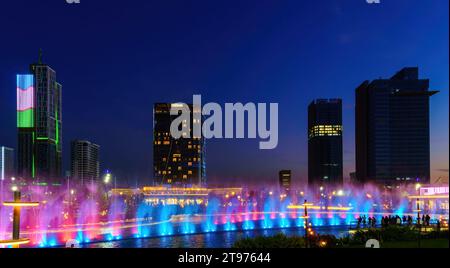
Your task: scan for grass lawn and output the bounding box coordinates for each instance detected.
[381,239,449,248]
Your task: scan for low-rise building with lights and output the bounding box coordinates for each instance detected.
[408,184,449,216]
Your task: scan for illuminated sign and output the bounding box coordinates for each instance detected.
[17,74,34,128]
[420,186,449,196]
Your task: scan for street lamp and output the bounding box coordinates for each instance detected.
[415,183,422,248]
[415,183,421,221]
[303,199,309,248]
[0,188,39,248]
[103,173,111,184]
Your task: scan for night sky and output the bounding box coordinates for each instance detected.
[0,0,448,186]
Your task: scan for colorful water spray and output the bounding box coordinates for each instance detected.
[0,182,447,248]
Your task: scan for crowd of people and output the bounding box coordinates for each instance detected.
[356,215,377,228]
[356,214,435,229]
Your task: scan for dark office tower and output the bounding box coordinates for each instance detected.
[71,140,100,181]
[279,170,291,193]
[355,67,438,185]
[1,146,14,181]
[17,54,62,184]
[308,99,343,188]
[153,103,206,186]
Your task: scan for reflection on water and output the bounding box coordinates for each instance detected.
[85,226,350,248]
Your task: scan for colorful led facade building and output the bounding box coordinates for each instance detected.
[17,55,62,184]
[355,67,438,185]
[153,103,206,187]
[17,74,35,180]
[308,99,343,188]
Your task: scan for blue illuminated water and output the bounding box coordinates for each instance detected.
[84,226,351,248]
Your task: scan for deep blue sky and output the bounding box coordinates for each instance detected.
[0,0,448,186]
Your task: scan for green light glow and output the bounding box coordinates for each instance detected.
[17,109,34,128]
[55,108,59,146]
[36,137,49,140]
[32,132,35,178]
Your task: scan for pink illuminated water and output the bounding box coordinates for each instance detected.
[0,182,447,248]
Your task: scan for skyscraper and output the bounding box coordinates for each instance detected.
[153,103,206,186]
[308,99,343,187]
[17,54,62,184]
[70,140,100,181]
[355,67,438,185]
[0,146,14,181]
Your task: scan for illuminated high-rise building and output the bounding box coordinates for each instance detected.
[355,67,438,185]
[70,140,100,181]
[279,170,291,193]
[1,146,14,181]
[17,54,62,184]
[153,103,206,186]
[308,99,343,187]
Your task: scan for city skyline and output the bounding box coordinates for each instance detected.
[0,0,448,186]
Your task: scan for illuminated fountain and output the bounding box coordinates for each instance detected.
[241,200,255,231]
[203,198,219,232]
[0,182,447,248]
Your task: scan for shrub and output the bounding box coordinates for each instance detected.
[341,225,434,246]
[422,230,449,240]
[233,227,449,248]
[233,233,305,248]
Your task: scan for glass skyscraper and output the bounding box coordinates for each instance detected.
[355,67,438,185]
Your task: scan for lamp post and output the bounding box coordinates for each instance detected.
[103,173,111,185]
[415,183,421,219]
[415,183,421,248]
[12,189,21,240]
[103,172,112,201]
[304,199,309,248]
[0,187,39,248]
